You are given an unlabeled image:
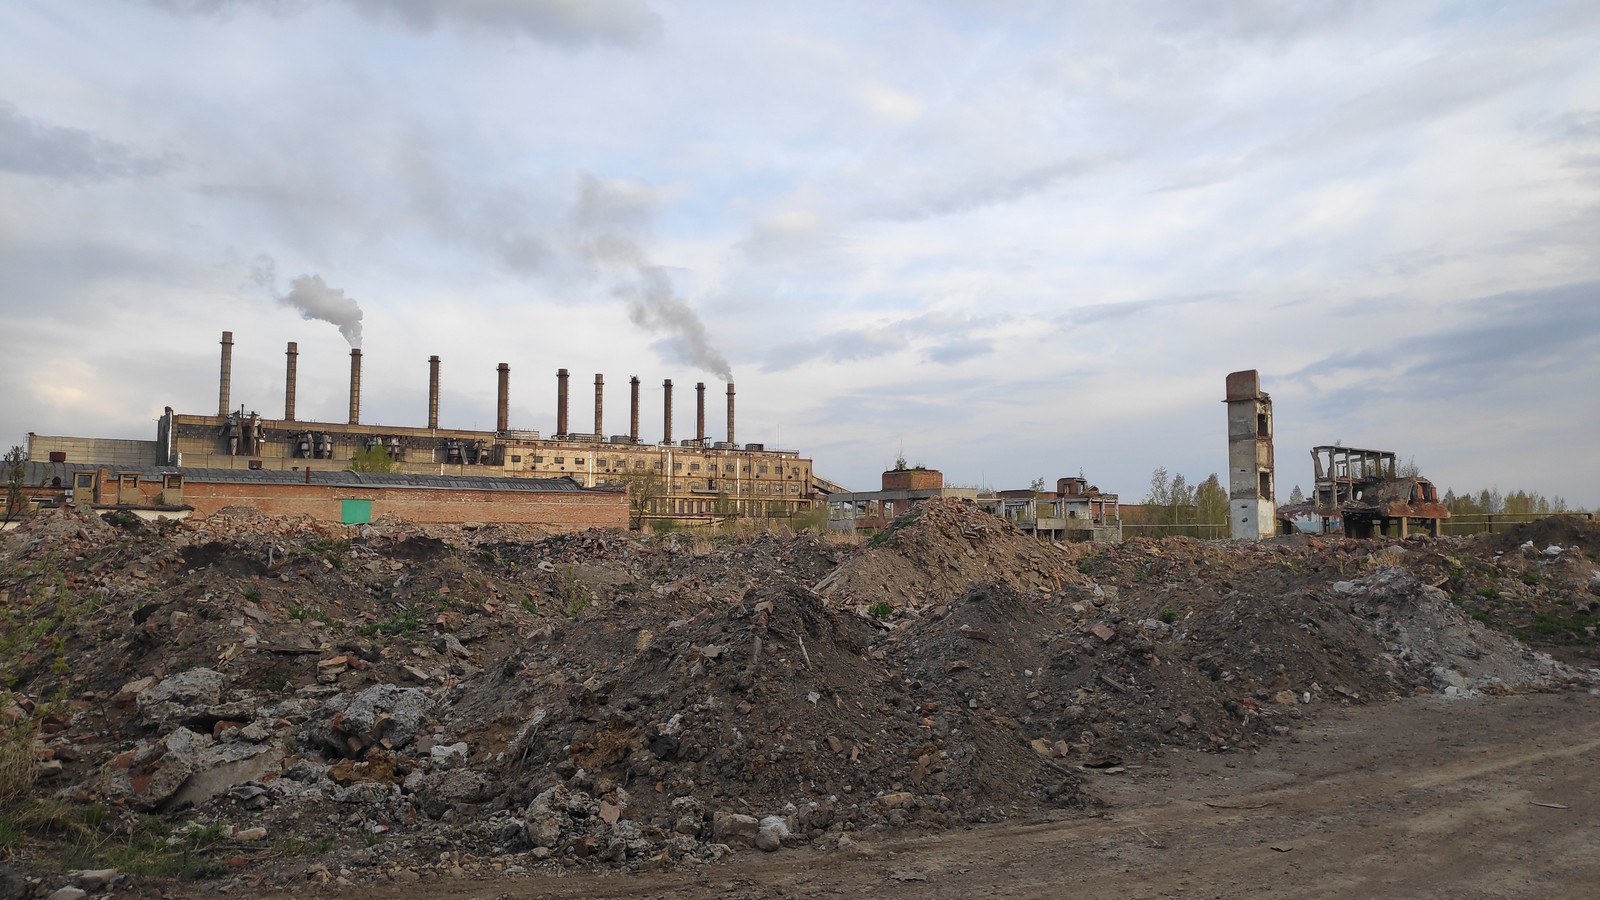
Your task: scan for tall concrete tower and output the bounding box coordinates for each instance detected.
[1225,369,1276,540]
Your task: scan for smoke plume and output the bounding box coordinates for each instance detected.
[251,255,365,347]
[571,175,733,381]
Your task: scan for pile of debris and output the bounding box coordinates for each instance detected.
[0,502,1593,894]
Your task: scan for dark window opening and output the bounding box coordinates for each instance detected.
[1256,413,1268,437]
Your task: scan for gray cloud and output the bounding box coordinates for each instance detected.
[864,156,1125,223]
[1288,281,1600,406]
[0,102,176,181]
[137,0,660,46]
[764,311,1002,371]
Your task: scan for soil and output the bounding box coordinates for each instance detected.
[2,501,1597,898]
[297,690,1600,900]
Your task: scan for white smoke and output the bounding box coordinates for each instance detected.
[571,175,733,381]
[251,255,364,347]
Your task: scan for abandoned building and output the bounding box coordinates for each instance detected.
[1276,446,1450,537]
[976,477,1122,542]
[826,468,1122,542]
[1225,369,1277,539]
[26,331,830,526]
[15,460,629,530]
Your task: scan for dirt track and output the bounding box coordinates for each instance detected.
[300,690,1600,900]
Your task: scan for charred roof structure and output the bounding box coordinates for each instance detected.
[1278,445,1450,538]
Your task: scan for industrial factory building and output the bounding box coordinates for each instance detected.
[27,331,824,526]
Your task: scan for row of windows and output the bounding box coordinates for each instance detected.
[514,454,805,479]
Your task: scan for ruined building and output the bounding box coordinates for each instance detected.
[1224,369,1276,539]
[28,331,824,525]
[826,469,1122,542]
[1277,446,1450,537]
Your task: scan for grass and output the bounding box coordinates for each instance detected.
[1,803,229,880]
[357,605,421,637]
[867,602,894,619]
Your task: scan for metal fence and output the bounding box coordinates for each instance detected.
[1115,512,1592,540]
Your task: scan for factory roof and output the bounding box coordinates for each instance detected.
[23,462,610,493]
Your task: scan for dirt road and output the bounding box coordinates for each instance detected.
[290,690,1600,900]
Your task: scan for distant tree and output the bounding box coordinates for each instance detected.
[1398,456,1421,478]
[1029,476,1046,495]
[348,445,396,473]
[1144,467,1171,508]
[1289,485,1305,505]
[1195,474,1228,526]
[1167,473,1193,526]
[623,470,665,530]
[3,446,25,524]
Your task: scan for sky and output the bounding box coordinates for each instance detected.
[2,0,1597,507]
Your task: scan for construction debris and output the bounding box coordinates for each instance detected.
[0,500,1594,893]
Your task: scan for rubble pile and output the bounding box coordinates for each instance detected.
[0,503,1594,893]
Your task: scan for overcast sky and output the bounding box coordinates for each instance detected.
[3,0,1597,506]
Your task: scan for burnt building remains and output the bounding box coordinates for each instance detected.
[1224,369,1276,540]
[1277,446,1449,538]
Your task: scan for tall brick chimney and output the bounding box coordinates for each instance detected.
[629,376,640,442]
[695,382,706,443]
[427,355,440,429]
[726,383,736,446]
[594,374,604,437]
[556,368,570,438]
[496,363,510,433]
[283,341,298,421]
[218,331,234,417]
[348,349,361,425]
[662,379,673,445]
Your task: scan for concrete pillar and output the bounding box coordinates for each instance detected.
[1224,369,1275,540]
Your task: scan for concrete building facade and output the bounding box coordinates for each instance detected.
[1224,369,1276,540]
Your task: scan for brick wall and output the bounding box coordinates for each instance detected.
[181,482,626,531]
[881,469,942,491]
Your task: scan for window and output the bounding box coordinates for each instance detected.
[554,457,565,465]
[1258,471,1272,500]
[742,464,751,473]
[689,463,700,471]
[634,460,645,469]
[673,462,683,471]
[1257,413,1269,437]
[533,455,544,463]
[511,455,522,463]
[724,464,733,473]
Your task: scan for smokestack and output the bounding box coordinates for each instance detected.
[629,376,640,442]
[427,355,440,430]
[496,363,510,433]
[284,341,298,421]
[695,382,706,443]
[727,383,736,446]
[594,374,604,437]
[662,379,673,445]
[348,349,362,424]
[218,331,233,417]
[556,368,570,438]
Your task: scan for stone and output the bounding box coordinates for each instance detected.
[68,869,118,891]
[307,685,433,757]
[45,889,86,900]
[417,769,494,819]
[711,811,760,847]
[755,815,790,852]
[169,742,281,809]
[113,676,157,708]
[137,668,226,725]
[524,786,572,849]
[429,741,469,768]
[877,792,914,809]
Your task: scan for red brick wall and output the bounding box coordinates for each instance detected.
[880,469,942,491]
[181,482,626,531]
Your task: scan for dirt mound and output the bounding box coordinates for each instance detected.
[1481,515,1600,558]
[815,499,1091,610]
[0,508,1593,894]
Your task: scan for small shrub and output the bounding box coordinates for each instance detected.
[0,720,39,808]
[867,602,894,619]
[1159,608,1178,624]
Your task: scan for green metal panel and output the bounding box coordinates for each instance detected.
[340,499,372,525]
